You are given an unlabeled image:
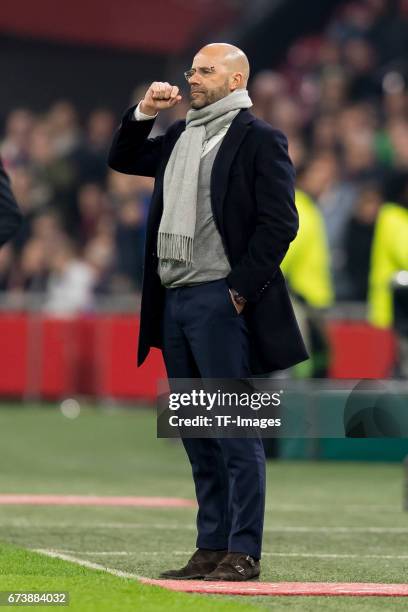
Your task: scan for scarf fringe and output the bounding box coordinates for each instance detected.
[157,232,194,264]
[158,90,253,265]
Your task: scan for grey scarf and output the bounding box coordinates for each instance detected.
[157,89,252,264]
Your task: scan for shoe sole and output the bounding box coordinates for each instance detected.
[204,575,260,582]
[159,574,206,580]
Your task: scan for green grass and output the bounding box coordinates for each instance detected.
[0,541,260,611]
[0,403,407,611]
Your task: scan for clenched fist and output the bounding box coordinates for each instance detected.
[140,82,182,115]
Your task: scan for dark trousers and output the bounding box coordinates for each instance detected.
[162,278,266,560]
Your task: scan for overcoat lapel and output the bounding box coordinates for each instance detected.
[147,109,255,247]
[210,109,255,234]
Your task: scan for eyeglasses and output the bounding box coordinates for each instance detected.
[184,66,216,82]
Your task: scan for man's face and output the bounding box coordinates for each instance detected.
[186,54,232,109]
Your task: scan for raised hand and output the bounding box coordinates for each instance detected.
[140,82,182,115]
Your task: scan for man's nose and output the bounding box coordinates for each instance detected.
[189,72,202,86]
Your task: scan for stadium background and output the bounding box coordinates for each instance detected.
[1,0,407,459]
[1,3,408,609]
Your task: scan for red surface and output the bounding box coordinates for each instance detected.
[0,313,397,400]
[40,317,78,398]
[328,322,396,379]
[0,313,28,394]
[96,315,166,400]
[0,1,234,53]
[140,578,408,597]
[0,494,195,507]
[75,316,100,395]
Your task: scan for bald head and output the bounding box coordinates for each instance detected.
[196,43,250,87]
[187,43,250,108]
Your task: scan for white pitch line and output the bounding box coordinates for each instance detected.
[5,522,408,534]
[33,549,144,580]
[234,526,408,534]
[262,552,408,560]
[265,504,400,513]
[36,549,408,561]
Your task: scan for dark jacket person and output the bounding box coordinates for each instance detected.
[109,71,307,377]
[108,43,308,582]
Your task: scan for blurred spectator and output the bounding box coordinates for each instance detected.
[282,189,333,310]
[87,109,115,151]
[72,108,116,184]
[298,151,357,299]
[318,69,349,114]
[114,195,145,291]
[30,209,66,248]
[368,173,408,328]
[83,233,115,295]
[281,188,334,377]
[382,72,407,121]
[44,238,96,314]
[28,121,79,232]
[0,109,35,168]
[310,113,339,152]
[107,170,153,227]
[249,70,288,120]
[344,183,382,300]
[387,119,408,169]
[77,182,108,245]
[0,245,14,292]
[342,36,380,102]
[47,100,81,157]
[287,135,307,171]
[342,130,379,181]
[14,237,49,293]
[267,96,304,139]
[7,166,37,251]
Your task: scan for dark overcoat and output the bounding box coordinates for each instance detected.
[108,107,308,374]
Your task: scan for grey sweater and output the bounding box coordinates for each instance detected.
[157,139,231,287]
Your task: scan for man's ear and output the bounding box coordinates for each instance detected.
[230,72,243,90]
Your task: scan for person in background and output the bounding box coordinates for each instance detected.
[73,109,116,184]
[281,188,334,377]
[282,189,333,310]
[12,237,49,294]
[6,166,36,253]
[28,121,79,234]
[249,70,288,121]
[77,182,108,245]
[0,245,14,292]
[114,195,145,291]
[299,151,357,300]
[344,183,382,301]
[0,157,23,249]
[368,173,408,329]
[368,172,408,378]
[0,109,34,167]
[44,238,96,314]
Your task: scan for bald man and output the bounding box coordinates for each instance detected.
[109,43,307,581]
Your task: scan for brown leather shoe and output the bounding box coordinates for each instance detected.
[159,548,228,580]
[204,552,260,581]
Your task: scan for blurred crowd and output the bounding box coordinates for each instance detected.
[0,102,152,312]
[1,0,408,317]
[250,0,408,311]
